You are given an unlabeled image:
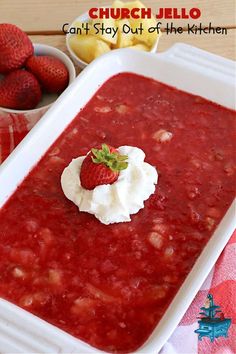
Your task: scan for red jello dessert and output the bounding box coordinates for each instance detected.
[0,73,235,352]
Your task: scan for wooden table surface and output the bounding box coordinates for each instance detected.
[1,0,235,66]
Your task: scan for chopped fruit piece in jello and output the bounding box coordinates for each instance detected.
[80,143,128,190]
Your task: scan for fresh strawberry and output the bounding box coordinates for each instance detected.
[80,144,128,190]
[26,55,69,93]
[0,23,33,74]
[0,70,42,110]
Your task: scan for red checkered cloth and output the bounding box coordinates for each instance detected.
[0,111,42,163]
[161,231,236,354]
[0,111,235,354]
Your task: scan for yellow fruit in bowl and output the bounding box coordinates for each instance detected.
[114,19,134,48]
[112,0,124,8]
[128,43,150,51]
[93,39,111,59]
[72,21,91,36]
[91,18,118,45]
[125,0,146,9]
[125,0,159,47]
[133,17,159,47]
[69,35,111,64]
[67,0,161,67]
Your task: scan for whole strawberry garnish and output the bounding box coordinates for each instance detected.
[26,55,69,93]
[0,70,42,110]
[80,144,128,190]
[0,23,33,74]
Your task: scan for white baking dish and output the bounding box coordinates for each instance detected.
[0,44,235,354]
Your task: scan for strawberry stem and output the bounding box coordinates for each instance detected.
[91,144,128,172]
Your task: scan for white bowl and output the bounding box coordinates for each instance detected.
[0,44,76,118]
[66,10,160,69]
[0,44,235,353]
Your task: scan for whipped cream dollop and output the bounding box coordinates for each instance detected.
[61,146,158,225]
